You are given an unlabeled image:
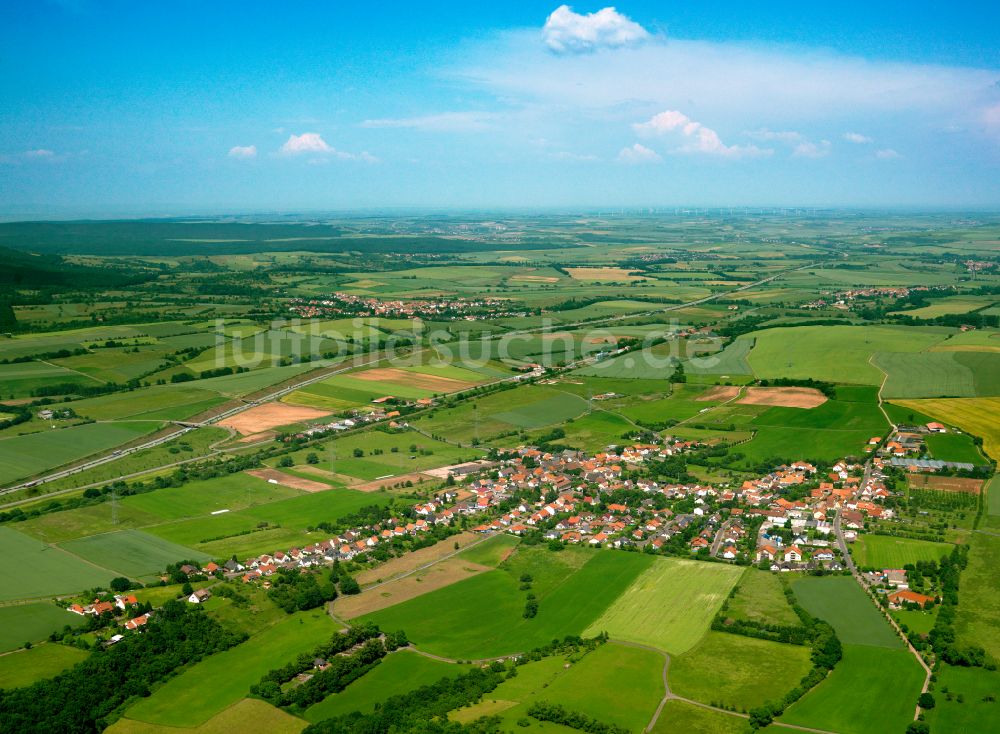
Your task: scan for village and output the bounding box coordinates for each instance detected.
[58,418,951,645]
[288,293,530,321]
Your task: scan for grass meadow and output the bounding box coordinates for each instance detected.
[0,644,90,689]
[670,631,812,711]
[924,432,989,464]
[304,650,470,722]
[0,602,87,651]
[456,643,665,734]
[924,665,1000,734]
[652,700,746,734]
[725,568,801,626]
[109,698,305,734]
[955,532,1000,662]
[583,557,743,654]
[790,575,903,649]
[124,609,333,727]
[779,644,925,734]
[852,534,954,569]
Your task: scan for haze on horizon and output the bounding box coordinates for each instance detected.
[2,1,1000,217]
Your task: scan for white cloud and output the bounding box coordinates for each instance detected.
[745,129,804,143]
[549,150,599,161]
[463,33,1000,131]
[876,148,901,159]
[843,132,872,144]
[361,111,495,132]
[228,145,257,159]
[984,103,1000,130]
[542,5,650,54]
[793,140,832,158]
[280,132,332,155]
[616,143,661,163]
[277,133,376,162]
[634,110,769,158]
[24,148,55,159]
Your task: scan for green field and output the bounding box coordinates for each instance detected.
[892,397,1000,462]
[790,576,903,649]
[924,665,1000,734]
[0,420,158,485]
[58,529,209,579]
[851,534,953,569]
[304,650,471,722]
[456,533,520,567]
[779,644,925,734]
[124,609,333,727]
[923,432,989,465]
[0,361,102,398]
[684,335,755,376]
[16,473,301,544]
[364,547,651,659]
[652,700,746,734]
[0,603,87,652]
[748,325,951,385]
[0,644,90,689]
[725,569,801,626]
[955,532,1000,661]
[671,631,812,711]
[0,527,117,601]
[456,642,665,733]
[583,557,743,654]
[110,698,306,734]
[147,487,388,552]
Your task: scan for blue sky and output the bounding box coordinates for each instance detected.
[2,1,1000,216]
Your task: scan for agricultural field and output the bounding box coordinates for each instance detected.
[58,529,209,580]
[747,325,951,385]
[851,534,954,569]
[583,557,743,654]
[362,547,651,659]
[0,420,158,486]
[0,527,117,601]
[892,397,1000,460]
[0,602,87,652]
[0,361,102,398]
[0,644,90,689]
